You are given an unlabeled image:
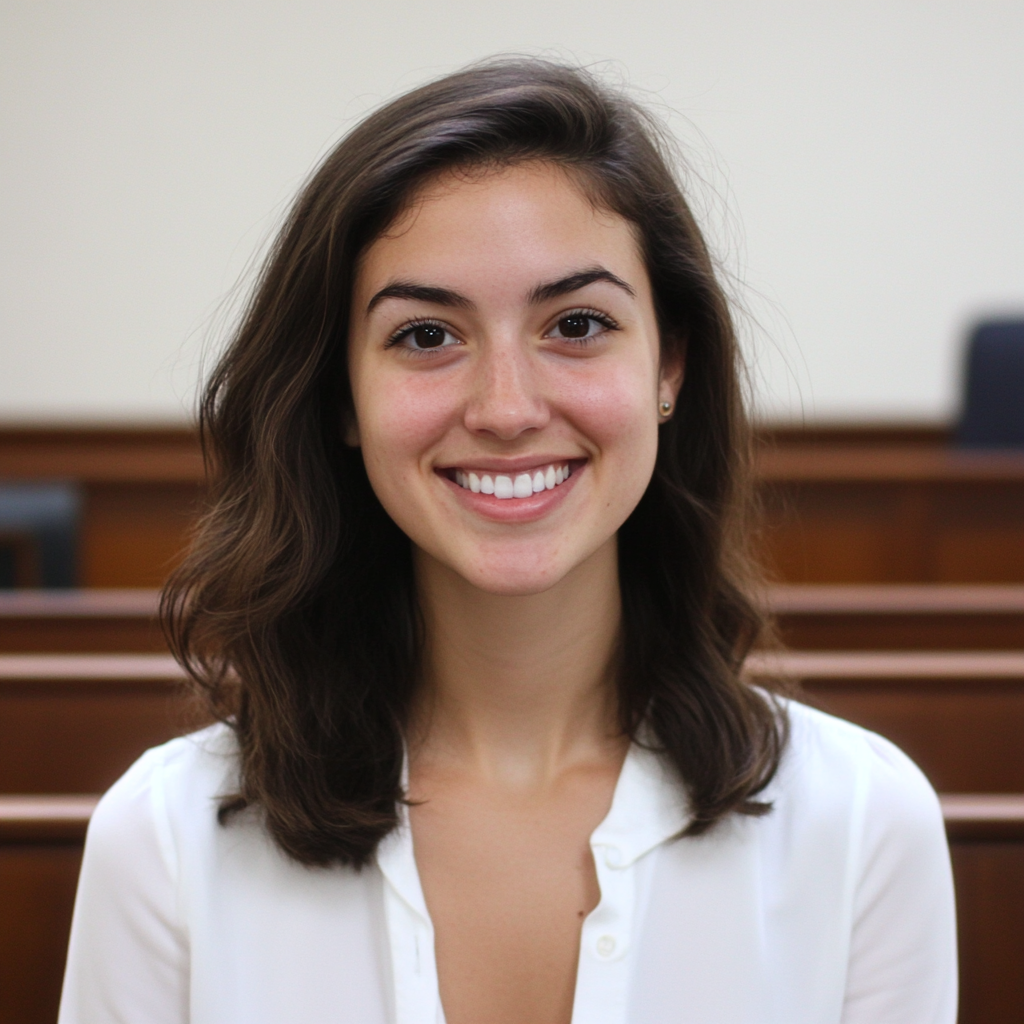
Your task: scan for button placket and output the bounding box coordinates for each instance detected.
[377,822,442,1024]
[587,844,633,959]
[571,844,636,1024]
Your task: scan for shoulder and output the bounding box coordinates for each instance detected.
[769,697,944,843]
[779,696,935,792]
[87,723,240,859]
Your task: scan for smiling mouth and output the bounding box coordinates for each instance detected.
[448,462,575,499]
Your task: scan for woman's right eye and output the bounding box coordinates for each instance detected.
[388,322,460,352]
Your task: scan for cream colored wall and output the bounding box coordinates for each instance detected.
[2,1,1022,422]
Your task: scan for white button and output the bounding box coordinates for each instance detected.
[603,846,623,868]
[596,934,617,958]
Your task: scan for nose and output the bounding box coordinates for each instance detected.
[463,338,550,441]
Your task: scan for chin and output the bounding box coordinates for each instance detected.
[453,545,576,597]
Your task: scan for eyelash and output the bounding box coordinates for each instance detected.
[383,308,621,352]
[549,308,620,343]
[384,318,453,350]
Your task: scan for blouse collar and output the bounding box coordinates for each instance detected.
[589,741,690,868]
[376,741,689,912]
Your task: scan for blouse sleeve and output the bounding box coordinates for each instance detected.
[841,732,958,1024]
[58,747,190,1024]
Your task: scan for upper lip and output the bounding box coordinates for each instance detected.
[437,456,585,474]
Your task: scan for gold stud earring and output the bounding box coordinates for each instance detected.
[659,400,673,415]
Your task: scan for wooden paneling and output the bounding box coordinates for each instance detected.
[80,483,200,588]
[0,797,95,1024]
[0,655,194,793]
[755,430,1024,583]
[3,649,1021,796]
[942,795,1024,1024]
[3,424,1024,586]
[758,479,1024,584]
[747,651,1024,792]
[8,583,1020,654]
[2,649,1020,794]
[767,584,1024,650]
[7,584,1024,654]
[0,427,203,482]
[0,590,164,652]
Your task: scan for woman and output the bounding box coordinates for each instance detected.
[59,58,956,1023]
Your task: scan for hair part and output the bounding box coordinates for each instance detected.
[163,56,787,867]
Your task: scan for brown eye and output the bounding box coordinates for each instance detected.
[557,315,591,338]
[412,324,448,348]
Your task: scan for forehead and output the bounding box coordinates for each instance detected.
[353,162,647,305]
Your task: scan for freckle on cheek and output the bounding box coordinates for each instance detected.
[377,400,453,453]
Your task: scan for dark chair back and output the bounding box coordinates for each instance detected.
[957,320,1024,448]
[0,483,80,589]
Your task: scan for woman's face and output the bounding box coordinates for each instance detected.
[348,161,680,596]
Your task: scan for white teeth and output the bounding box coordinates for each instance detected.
[452,462,575,497]
[513,474,533,498]
[494,475,514,499]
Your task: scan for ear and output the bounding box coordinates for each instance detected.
[658,338,686,412]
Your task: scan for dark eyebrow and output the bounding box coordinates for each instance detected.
[365,266,635,316]
[366,282,474,314]
[528,267,636,305]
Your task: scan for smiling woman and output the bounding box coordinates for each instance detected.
[59,58,956,1024]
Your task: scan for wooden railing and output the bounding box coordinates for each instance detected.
[0,589,164,652]
[0,654,194,793]
[746,649,1024,792]
[769,583,1024,649]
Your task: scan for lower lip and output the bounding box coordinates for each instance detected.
[440,464,584,523]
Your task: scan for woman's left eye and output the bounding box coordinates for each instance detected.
[546,312,616,342]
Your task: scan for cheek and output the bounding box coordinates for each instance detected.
[355,369,462,480]
[556,361,659,467]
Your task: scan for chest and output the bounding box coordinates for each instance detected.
[407,771,615,1024]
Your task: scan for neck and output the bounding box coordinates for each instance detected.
[410,539,624,788]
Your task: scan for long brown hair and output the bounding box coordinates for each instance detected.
[163,57,787,867]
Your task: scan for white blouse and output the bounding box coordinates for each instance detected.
[59,699,957,1024]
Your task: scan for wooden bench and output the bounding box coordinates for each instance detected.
[940,794,1024,1024]
[767,584,1024,650]
[3,650,1023,794]
[0,796,97,1024]
[3,585,1022,655]
[0,654,194,793]
[756,426,1024,583]
[746,650,1024,792]
[1,794,1019,1024]
[0,589,165,653]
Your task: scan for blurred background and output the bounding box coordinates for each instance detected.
[1,0,1022,422]
[1,4,1023,1024]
